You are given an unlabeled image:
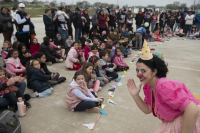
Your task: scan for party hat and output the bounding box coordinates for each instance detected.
[140,40,153,60]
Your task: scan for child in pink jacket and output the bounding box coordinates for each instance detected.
[65,42,84,70]
[87,44,99,62]
[4,49,26,76]
[84,39,92,60]
[112,48,129,71]
[1,41,12,60]
[173,27,184,37]
[151,30,165,42]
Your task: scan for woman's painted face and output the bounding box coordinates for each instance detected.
[136,63,156,85]
[76,75,85,86]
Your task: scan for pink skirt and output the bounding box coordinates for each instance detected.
[155,104,200,133]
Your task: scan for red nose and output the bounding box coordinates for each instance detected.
[137,73,143,78]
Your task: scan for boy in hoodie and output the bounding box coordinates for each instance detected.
[135,26,146,50]
[99,50,118,81]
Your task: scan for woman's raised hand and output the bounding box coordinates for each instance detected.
[127,79,142,97]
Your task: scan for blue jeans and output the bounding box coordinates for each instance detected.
[188,36,196,39]
[136,25,141,30]
[185,25,192,36]
[0,82,26,108]
[151,22,157,32]
[75,28,82,41]
[57,27,68,44]
[173,23,180,32]
[38,87,53,98]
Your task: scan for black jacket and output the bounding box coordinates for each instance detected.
[159,18,167,27]
[159,13,168,21]
[18,50,32,67]
[39,43,56,61]
[144,18,152,24]
[27,67,51,92]
[72,12,83,29]
[54,38,64,48]
[175,15,183,23]
[135,14,144,26]
[108,14,115,27]
[43,14,55,31]
[41,63,52,75]
[82,11,90,26]
[79,37,86,48]
[0,12,13,32]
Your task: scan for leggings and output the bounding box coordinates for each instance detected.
[3,90,23,105]
[88,80,100,92]
[74,100,99,111]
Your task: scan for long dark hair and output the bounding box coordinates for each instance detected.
[43,37,50,46]
[137,54,168,78]
[73,71,84,81]
[34,52,45,60]
[17,43,26,55]
[5,49,18,59]
[80,62,94,87]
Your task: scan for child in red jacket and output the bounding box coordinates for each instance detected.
[30,38,40,56]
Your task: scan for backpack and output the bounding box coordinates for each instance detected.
[0,110,21,133]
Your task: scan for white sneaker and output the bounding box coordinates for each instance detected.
[59,59,63,63]
[30,92,39,98]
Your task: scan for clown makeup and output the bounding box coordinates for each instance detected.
[136,63,155,85]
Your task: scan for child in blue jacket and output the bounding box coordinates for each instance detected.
[120,42,129,58]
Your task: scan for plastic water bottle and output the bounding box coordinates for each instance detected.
[17,97,26,117]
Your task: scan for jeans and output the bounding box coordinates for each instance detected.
[185,25,192,36]
[0,82,26,108]
[3,90,23,105]
[188,36,196,39]
[38,87,53,98]
[57,27,68,44]
[151,22,157,32]
[173,23,180,32]
[75,28,82,41]
[136,25,141,30]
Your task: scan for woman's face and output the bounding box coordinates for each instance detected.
[75,75,85,86]
[38,55,46,63]
[86,66,93,75]
[2,8,8,14]
[136,63,157,85]
[85,10,88,14]
[22,46,26,53]
[100,11,104,15]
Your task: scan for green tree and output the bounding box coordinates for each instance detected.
[166,4,179,10]
[5,0,12,3]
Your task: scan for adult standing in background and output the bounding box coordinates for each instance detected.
[82,9,90,36]
[98,10,108,35]
[108,10,116,29]
[43,8,57,40]
[173,12,183,32]
[10,7,17,34]
[73,7,83,41]
[0,7,13,42]
[15,3,31,49]
[65,6,73,37]
[135,10,144,30]
[185,11,195,36]
[194,11,200,31]
[92,8,100,26]
[118,9,126,27]
[151,12,158,32]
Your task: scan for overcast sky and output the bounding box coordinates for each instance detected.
[26,0,194,7]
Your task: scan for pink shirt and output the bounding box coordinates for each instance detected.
[143,77,199,122]
[112,55,126,67]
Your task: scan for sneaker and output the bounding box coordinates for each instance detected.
[30,92,39,98]
[46,62,52,66]
[59,59,63,63]
[86,107,100,113]
[57,77,66,83]
[8,105,17,113]
[24,100,31,108]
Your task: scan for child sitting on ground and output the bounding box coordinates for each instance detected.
[112,48,129,71]
[89,56,109,86]
[26,52,66,89]
[50,38,65,59]
[159,28,165,38]
[92,37,99,46]
[27,60,54,98]
[84,39,92,60]
[2,41,13,61]
[106,37,113,47]
[65,42,83,70]
[12,41,20,50]
[164,28,173,38]
[123,27,129,37]
[130,34,136,50]
[146,30,152,42]
[120,42,129,58]
[100,31,108,42]
[110,30,119,41]
[173,27,184,37]
[151,30,165,42]
[65,35,73,56]
[0,68,30,112]
[30,38,40,56]
[5,49,26,76]
[87,44,99,62]
[98,42,106,52]
[54,8,69,30]
[106,44,113,62]
[80,32,87,49]
[188,27,199,39]
[99,50,118,80]
[66,71,103,113]
[18,43,32,67]
[112,41,121,57]
[78,42,85,63]
[80,62,101,96]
